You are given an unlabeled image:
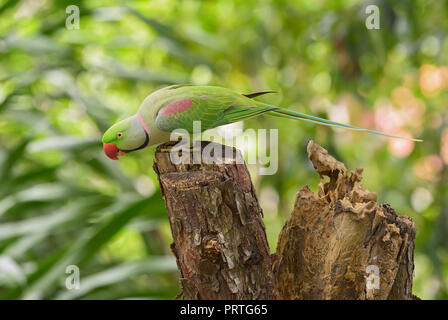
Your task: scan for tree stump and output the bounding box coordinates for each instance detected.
[275,141,417,300]
[153,140,417,300]
[153,141,278,299]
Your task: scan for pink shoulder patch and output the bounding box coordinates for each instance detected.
[159,98,193,116]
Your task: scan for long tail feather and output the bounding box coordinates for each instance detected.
[267,107,422,142]
[243,91,277,99]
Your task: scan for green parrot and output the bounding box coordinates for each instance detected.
[102,84,421,160]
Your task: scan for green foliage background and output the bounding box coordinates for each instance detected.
[0,0,447,299]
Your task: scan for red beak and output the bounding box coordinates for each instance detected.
[103,143,119,160]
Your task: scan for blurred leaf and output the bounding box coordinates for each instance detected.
[27,136,99,153]
[21,195,160,299]
[55,256,177,299]
[0,255,26,287]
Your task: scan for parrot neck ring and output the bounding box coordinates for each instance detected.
[118,113,150,153]
[119,130,149,153]
[136,113,150,136]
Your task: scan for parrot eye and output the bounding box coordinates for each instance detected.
[117,132,123,139]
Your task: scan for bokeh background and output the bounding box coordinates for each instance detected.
[0,0,447,299]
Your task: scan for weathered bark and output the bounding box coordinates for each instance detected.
[153,141,278,299]
[153,139,417,300]
[275,140,417,300]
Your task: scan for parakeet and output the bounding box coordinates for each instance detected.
[102,84,421,160]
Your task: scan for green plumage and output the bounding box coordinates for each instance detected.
[102,84,421,158]
[150,85,421,141]
[153,85,275,133]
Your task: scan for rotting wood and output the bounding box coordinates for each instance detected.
[275,140,417,300]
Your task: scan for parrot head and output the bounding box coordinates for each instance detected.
[102,115,150,160]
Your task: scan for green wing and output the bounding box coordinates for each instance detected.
[155,88,275,133]
[154,85,422,141]
[211,105,278,127]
